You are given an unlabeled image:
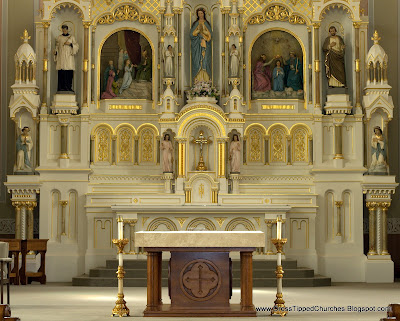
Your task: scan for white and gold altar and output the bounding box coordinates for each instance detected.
[4,0,398,286]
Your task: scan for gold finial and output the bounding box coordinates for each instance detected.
[371,30,381,44]
[21,29,31,43]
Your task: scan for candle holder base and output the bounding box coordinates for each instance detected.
[271,293,287,317]
[112,293,130,317]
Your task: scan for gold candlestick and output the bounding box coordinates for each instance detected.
[271,238,288,317]
[112,238,129,317]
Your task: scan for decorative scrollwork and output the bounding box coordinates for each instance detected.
[265,5,290,21]
[246,4,307,26]
[97,5,156,25]
[248,14,266,25]
[293,128,307,162]
[96,127,112,163]
[288,14,306,25]
[271,128,286,163]
[118,128,133,162]
[249,128,262,162]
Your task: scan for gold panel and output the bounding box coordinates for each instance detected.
[147,217,178,231]
[109,105,142,110]
[270,127,286,163]
[186,218,216,231]
[262,105,295,110]
[225,217,256,231]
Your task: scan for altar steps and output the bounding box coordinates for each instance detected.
[72,259,331,287]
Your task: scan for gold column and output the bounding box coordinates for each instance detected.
[381,202,390,255]
[12,202,22,239]
[60,124,69,159]
[27,201,37,239]
[134,136,139,165]
[264,135,269,165]
[308,135,313,165]
[42,21,50,107]
[313,23,321,109]
[353,22,361,109]
[185,189,191,203]
[82,22,90,108]
[178,139,186,177]
[287,135,291,165]
[112,134,117,165]
[90,134,95,165]
[333,124,343,159]
[218,140,226,178]
[59,200,68,236]
[335,201,343,236]
[212,190,218,204]
[156,136,161,165]
[366,202,377,255]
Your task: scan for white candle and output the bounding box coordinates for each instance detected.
[277,216,282,239]
[118,218,123,239]
[277,252,282,266]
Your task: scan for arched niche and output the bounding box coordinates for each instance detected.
[250,29,305,100]
[49,6,84,104]
[320,6,354,105]
[99,28,153,101]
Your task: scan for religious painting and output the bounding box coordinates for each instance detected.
[100,30,152,100]
[251,30,304,100]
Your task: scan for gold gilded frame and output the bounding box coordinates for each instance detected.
[96,27,156,109]
[247,27,307,110]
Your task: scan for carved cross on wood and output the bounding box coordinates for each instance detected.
[182,262,218,298]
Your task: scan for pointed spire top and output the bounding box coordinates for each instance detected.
[20,30,31,43]
[371,30,381,45]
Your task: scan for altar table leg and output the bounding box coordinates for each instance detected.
[240,251,254,310]
[157,252,162,305]
[147,251,161,311]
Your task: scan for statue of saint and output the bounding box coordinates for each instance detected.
[161,134,174,173]
[323,26,346,88]
[273,60,285,92]
[190,8,212,83]
[284,52,303,91]
[369,126,388,174]
[164,45,174,77]
[54,25,79,92]
[119,60,133,94]
[135,49,152,81]
[16,127,33,171]
[253,54,274,92]
[230,44,240,77]
[229,134,241,173]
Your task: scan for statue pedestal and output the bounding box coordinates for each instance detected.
[51,94,79,115]
[187,96,217,104]
[230,173,240,194]
[324,94,352,114]
[162,173,174,194]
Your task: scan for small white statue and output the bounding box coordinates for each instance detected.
[230,44,240,77]
[369,126,388,175]
[16,126,33,171]
[161,134,174,173]
[229,134,241,173]
[164,45,174,77]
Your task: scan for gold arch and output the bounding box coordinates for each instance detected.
[369,106,392,121]
[248,27,307,109]
[137,123,160,136]
[319,3,355,20]
[186,218,217,231]
[147,217,178,231]
[225,217,256,231]
[97,27,156,107]
[115,123,137,136]
[289,123,312,135]
[50,2,85,20]
[178,112,227,137]
[266,123,290,136]
[91,123,114,136]
[244,123,267,137]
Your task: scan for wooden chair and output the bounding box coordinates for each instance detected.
[387,304,400,320]
[0,259,11,305]
[0,240,22,286]
[0,304,20,320]
[20,239,48,285]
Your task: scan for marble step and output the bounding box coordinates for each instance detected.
[105,259,299,270]
[72,275,330,287]
[88,267,314,278]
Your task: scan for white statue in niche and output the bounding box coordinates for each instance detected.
[368,126,388,175]
[161,133,174,173]
[54,24,79,92]
[229,134,241,173]
[230,44,240,77]
[16,126,33,171]
[164,45,174,77]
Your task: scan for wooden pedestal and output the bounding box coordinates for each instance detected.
[143,247,256,317]
[20,239,48,285]
[0,240,21,286]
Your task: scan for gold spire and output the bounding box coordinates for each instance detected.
[20,29,31,43]
[371,30,381,45]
